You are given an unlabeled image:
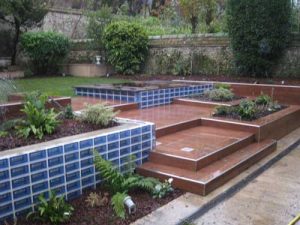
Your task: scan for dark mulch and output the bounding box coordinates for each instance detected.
[186,94,244,103]
[15,186,184,225]
[0,119,117,152]
[213,104,288,121]
[113,74,300,86]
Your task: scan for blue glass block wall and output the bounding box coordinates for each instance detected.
[75,83,213,109]
[0,121,155,222]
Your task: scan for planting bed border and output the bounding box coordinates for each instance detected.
[0,118,155,222]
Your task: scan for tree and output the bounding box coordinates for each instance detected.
[227,0,292,77]
[0,0,47,65]
[179,0,217,33]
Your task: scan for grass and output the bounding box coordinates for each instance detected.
[14,76,130,97]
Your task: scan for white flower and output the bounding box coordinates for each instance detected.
[155,184,162,191]
[168,178,174,184]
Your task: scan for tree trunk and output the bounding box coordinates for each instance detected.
[191,16,198,34]
[11,20,20,66]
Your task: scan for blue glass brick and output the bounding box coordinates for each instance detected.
[29,150,46,161]
[11,165,29,177]
[80,139,93,149]
[66,171,80,182]
[64,143,79,153]
[120,156,130,165]
[131,128,142,136]
[48,156,63,167]
[30,161,47,172]
[81,167,94,177]
[12,176,30,189]
[142,133,151,141]
[94,136,106,145]
[50,176,65,188]
[0,203,13,216]
[111,159,119,167]
[67,181,80,192]
[108,150,119,160]
[67,190,81,200]
[121,96,128,101]
[0,159,8,169]
[131,136,141,144]
[120,147,130,156]
[81,176,94,187]
[32,181,48,193]
[108,142,119,151]
[0,192,11,204]
[65,152,79,163]
[128,96,135,102]
[0,170,9,180]
[95,145,107,154]
[107,133,119,142]
[120,138,130,147]
[134,152,141,159]
[52,186,65,195]
[47,146,63,157]
[13,187,30,199]
[65,162,79,172]
[81,158,93,168]
[49,166,64,178]
[132,144,141,153]
[142,141,151,148]
[10,155,28,167]
[31,171,48,183]
[14,197,31,210]
[80,149,93,158]
[142,125,151,133]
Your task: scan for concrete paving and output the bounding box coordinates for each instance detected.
[131,127,300,225]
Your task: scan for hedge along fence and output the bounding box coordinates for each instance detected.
[67,33,300,78]
[0,118,155,222]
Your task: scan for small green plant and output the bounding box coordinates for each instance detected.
[152,178,174,199]
[103,21,148,75]
[94,152,160,218]
[17,92,60,139]
[204,88,234,102]
[0,131,8,137]
[85,192,109,207]
[214,83,231,90]
[238,100,256,120]
[255,94,272,105]
[64,104,74,119]
[21,31,70,75]
[27,191,73,224]
[80,104,117,127]
[214,105,230,116]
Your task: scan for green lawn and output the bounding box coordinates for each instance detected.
[15,76,130,97]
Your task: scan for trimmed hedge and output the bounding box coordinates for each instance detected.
[227,0,292,77]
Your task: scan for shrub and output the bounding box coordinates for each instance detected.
[152,178,174,199]
[204,88,234,102]
[79,104,117,127]
[103,21,148,75]
[17,92,60,139]
[238,100,256,120]
[27,191,73,224]
[214,83,231,90]
[255,94,272,105]
[21,32,70,75]
[214,105,230,116]
[63,104,74,119]
[227,0,292,76]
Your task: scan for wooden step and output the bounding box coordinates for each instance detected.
[137,139,276,195]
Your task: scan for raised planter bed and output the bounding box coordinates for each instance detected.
[75,81,213,108]
[0,118,155,222]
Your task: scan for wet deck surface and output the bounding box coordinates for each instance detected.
[194,145,300,225]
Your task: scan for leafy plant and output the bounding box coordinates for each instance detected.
[227,0,292,76]
[16,92,60,139]
[103,21,148,75]
[204,88,234,102]
[80,104,117,127]
[214,105,230,116]
[255,94,272,105]
[214,83,231,90]
[0,131,8,138]
[94,152,160,218]
[85,192,109,207]
[152,178,174,199]
[27,191,73,224]
[21,32,70,75]
[64,104,74,119]
[238,100,256,120]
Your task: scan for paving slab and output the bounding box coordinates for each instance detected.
[131,127,300,225]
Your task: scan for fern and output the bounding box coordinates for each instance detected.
[122,175,159,193]
[94,151,124,194]
[111,192,127,219]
